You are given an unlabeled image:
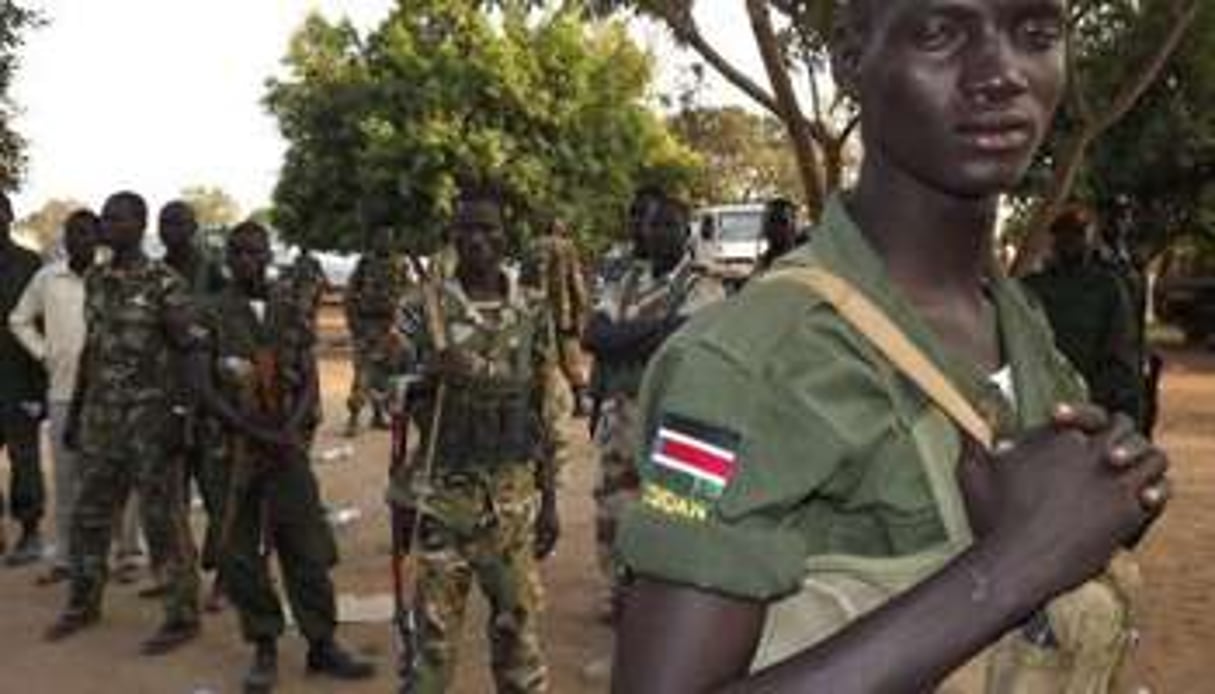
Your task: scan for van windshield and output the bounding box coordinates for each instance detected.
[717,211,763,243]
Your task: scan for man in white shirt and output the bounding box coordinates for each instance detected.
[9,210,98,582]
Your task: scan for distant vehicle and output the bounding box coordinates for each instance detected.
[1153,243,1215,344]
[691,203,766,279]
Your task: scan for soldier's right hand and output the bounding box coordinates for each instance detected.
[956,417,1169,599]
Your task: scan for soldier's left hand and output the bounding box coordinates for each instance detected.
[533,498,560,560]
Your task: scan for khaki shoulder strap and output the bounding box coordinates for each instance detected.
[767,266,994,451]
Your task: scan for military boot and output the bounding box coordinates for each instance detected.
[306,638,375,680]
[45,605,100,642]
[243,639,278,693]
[140,617,200,655]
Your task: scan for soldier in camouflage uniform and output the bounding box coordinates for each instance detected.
[345,223,409,435]
[529,217,590,416]
[159,200,226,604]
[582,187,724,617]
[46,191,201,654]
[388,189,562,694]
[190,221,373,692]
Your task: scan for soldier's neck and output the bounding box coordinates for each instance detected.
[165,246,197,271]
[458,266,507,302]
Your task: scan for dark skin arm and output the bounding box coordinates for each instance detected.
[613,410,1168,694]
[186,350,296,453]
[582,311,684,361]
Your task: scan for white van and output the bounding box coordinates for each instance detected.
[691,203,766,278]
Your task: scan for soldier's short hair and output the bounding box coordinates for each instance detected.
[65,209,99,235]
[159,200,196,226]
[105,191,148,224]
[228,219,269,250]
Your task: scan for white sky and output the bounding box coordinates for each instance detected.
[10,1,760,218]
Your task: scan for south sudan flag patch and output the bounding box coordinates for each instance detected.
[649,413,740,500]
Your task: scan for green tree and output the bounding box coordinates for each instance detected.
[180,185,242,227]
[14,196,87,252]
[267,3,697,255]
[0,1,41,191]
[668,105,802,205]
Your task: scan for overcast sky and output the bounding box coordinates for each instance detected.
[10,1,760,218]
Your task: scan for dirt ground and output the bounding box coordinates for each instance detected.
[0,331,1212,693]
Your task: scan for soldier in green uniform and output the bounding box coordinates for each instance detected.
[0,190,48,565]
[345,221,409,436]
[612,1,1171,692]
[189,221,373,692]
[1024,206,1145,425]
[389,188,562,694]
[582,187,723,620]
[159,199,226,606]
[753,197,807,275]
[46,191,201,654]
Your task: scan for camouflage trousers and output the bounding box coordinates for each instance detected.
[210,449,339,644]
[409,466,547,694]
[68,403,199,624]
[592,396,641,583]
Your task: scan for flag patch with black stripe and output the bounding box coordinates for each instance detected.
[649,413,740,498]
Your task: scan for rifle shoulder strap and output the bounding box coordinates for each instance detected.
[766,266,994,452]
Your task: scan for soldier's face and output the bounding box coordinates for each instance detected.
[642,204,688,265]
[100,200,145,252]
[159,207,197,252]
[64,219,98,266]
[228,233,271,287]
[451,202,506,275]
[852,0,1066,198]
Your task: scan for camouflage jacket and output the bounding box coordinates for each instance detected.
[344,252,408,333]
[389,273,563,507]
[80,256,194,408]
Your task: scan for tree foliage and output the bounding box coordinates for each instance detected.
[15,196,86,253]
[181,184,242,228]
[0,1,41,192]
[668,105,801,204]
[266,2,698,255]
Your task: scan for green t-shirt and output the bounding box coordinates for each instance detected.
[616,196,1086,601]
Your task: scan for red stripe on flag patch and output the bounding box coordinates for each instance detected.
[652,427,737,487]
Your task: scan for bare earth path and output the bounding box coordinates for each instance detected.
[0,334,1211,693]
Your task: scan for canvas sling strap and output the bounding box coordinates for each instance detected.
[759,265,1137,694]
[767,265,994,451]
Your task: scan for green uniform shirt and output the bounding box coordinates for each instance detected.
[1023,259,1143,423]
[617,196,1086,601]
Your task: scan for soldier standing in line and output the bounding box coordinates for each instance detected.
[530,217,591,417]
[0,191,48,566]
[344,220,409,436]
[158,200,227,608]
[753,197,807,275]
[1024,207,1145,425]
[190,221,374,692]
[389,187,562,693]
[582,187,724,623]
[9,209,99,584]
[46,191,201,654]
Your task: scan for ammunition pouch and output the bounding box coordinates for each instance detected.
[430,374,540,472]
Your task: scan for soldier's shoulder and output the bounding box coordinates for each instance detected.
[669,275,841,371]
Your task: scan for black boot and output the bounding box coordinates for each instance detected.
[371,406,390,430]
[243,640,278,693]
[306,638,375,680]
[44,605,100,642]
[140,617,200,655]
